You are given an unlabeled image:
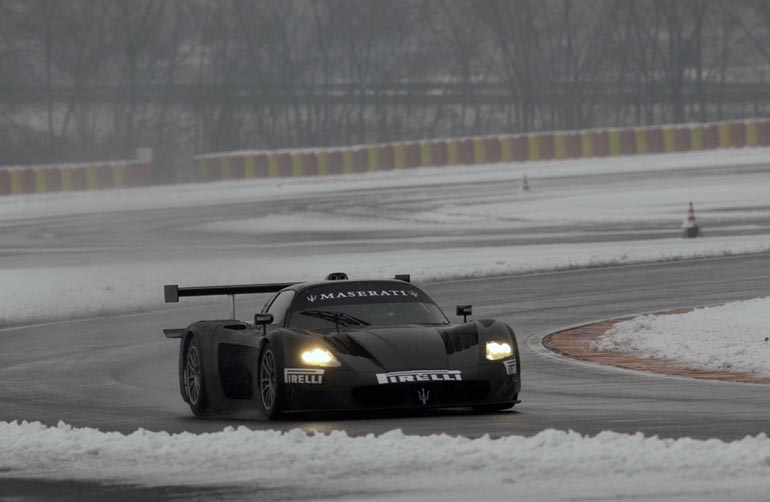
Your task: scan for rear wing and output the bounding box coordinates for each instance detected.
[163,283,297,303]
[163,282,297,324]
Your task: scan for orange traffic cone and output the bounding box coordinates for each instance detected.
[681,201,700,238]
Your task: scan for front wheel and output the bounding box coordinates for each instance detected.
[259,345,284,419]
[183,337,208,417]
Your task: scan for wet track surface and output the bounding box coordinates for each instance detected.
[1,254,769,440]
[1,165,769,440]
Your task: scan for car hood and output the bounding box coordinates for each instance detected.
[319,323,482,372]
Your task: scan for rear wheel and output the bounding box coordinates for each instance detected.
[183,337,208,417]
[259,345,284,419]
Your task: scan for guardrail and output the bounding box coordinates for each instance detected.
[0,159,153,196]
[194,119,770,182]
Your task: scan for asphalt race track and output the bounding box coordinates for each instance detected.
[2,168,770,500]
[2,166,770,442]
[2,254,769,440]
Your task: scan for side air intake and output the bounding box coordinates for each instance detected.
[439,324,480,355]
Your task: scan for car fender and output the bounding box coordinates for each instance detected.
[264,329,306,378]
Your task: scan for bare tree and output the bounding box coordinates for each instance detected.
[0,0,765,174]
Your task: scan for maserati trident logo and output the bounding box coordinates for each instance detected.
[307,294,317,303]
[417,388,430,405]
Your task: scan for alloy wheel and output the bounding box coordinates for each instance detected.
[260,349,277,411]
[184,345,202,404]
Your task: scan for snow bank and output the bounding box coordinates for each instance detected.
[1,421,770,501]
[2,236,769,327]
[594,298,770,376]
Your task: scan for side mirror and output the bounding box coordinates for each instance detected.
[456,305,472,323]
[254,313,274,326]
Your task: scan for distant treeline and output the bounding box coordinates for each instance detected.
[1,0,770,179]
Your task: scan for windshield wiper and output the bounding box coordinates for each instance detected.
[300,310,370,328]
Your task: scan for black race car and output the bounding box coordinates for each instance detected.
[163,273,521,418]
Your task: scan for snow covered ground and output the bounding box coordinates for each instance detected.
[2,421,770,501]
[1,148,769,326]
[594,297,770,376]
[0,147,768,222]
[1,150,770,500]
[2,235,769,327]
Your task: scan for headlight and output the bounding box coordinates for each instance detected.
[300,347,341,367]
[485,341,513,361]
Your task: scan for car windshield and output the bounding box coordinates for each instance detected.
[288,302,449,330]
[286,281,449,329]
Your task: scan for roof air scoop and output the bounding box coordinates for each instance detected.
[326,272,349,281]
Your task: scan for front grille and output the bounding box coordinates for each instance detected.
[351,381,490,407]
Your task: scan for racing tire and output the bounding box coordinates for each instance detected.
[258,344,285,419]
[472,402,516,413]
[183,336,208,417]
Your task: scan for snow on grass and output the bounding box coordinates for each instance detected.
[594,297,770,376]
[2,236,770,327]
[2,421,770,501]
[0,147,768,223]
[197,212,431,235]
[438,178,770,226]
[194,173,770,235]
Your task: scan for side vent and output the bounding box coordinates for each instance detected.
[439,324,480,355]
